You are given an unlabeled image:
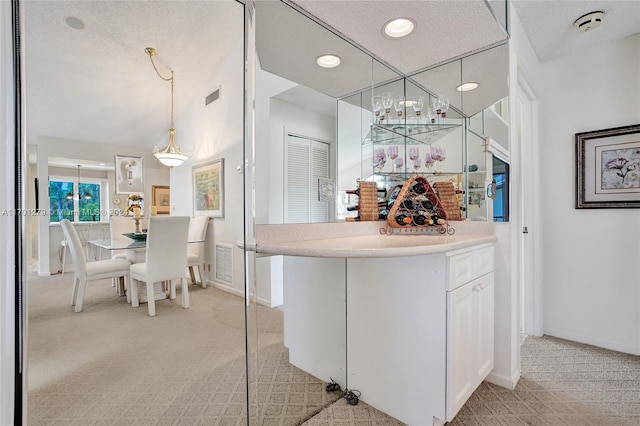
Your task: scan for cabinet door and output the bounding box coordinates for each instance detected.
[447,272,495,421]
[446,280,474,421]
[474,272,494,386]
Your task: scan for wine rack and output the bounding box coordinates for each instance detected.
[385,176,454,235]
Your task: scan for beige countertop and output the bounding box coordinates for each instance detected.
[255,233,496,258]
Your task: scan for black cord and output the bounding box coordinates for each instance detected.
[326,377,341,392]
[344,389,361,405]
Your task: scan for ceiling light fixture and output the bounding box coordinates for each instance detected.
[316,54,341,68]
[456,82,480,92]
[145,47,190,168]
[66,165,92,200]
[573,11,604,33]
[383,18,415,38]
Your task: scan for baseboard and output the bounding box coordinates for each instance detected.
[37,271,51,277]
[206,279,275,307]
[544,327,640,356]
[486,368,520,390]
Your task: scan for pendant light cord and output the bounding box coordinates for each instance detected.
[146,48,175,128]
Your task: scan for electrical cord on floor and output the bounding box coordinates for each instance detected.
[326,377,341,392]
[325,378,360,405]
[344,389,361,405]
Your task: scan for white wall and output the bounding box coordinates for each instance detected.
[537,33,640,354]
[169,34,245,297]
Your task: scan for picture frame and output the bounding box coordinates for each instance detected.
[115,155,144,194]
[576,124,640,209]
[152,185,170,215]
[193,158,224,217]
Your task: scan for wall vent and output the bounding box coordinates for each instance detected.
[214,243,233,284]
[205,87,221,106]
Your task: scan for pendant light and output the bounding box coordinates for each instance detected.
[66,165,92,200]
[145,47,190,168]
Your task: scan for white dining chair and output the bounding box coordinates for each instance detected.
[130,216,190,317]
[187,216,209,287]
[109,216,135,260]
[60,219,131,313]
[109,215,136,294]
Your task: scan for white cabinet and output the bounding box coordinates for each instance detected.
[445,244,494,421]
[446,272,494,421]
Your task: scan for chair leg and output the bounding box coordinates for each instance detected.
[130,278,139,307]
[71,274,79,306]
[61,244,67,276]
[181,277,190,309]
[169,279,176,300]
[74,278,87,313]
[188,266,196,284]
[146,279,156,317]
[198,265,206,288]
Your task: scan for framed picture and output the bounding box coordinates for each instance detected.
[115,155,144,194]
[193,158,224,217]
[576,124,640,209]
[152,185,170,215]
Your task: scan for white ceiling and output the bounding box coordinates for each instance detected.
[23,0,640,161]
[512,0,640,61]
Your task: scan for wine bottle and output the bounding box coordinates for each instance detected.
[346,187,387,196]
[347,201,387,211]
[395,214,409,226]
[400,199,414,210]
[412,182,426,194]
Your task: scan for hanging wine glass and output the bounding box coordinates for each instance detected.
[394,156,404,173]
[393,95,405,125]
[387,146,398,172]
[424,151,435,170]
[381,92,394,125]
[412,95,424,124]
[373,147,386,173]
[413,156,421,174]
[371,96,383,125]
[440,97,450,121]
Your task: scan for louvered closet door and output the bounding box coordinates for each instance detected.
[284,134,329,223]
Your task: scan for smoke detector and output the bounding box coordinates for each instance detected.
[574,11,604,32]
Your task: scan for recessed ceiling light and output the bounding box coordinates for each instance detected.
[316,54,341,68]
[456,82,480,92]
[383,18,415,38]
[65,16,85,30]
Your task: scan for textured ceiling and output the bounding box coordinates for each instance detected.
[512,0,640,61]
[24,0,243,151]
[23,0,639,163]
[290,0,508,76]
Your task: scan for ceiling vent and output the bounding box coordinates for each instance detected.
[573,11,604,33]
[205,87,221,106]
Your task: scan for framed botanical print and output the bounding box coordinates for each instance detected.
[192,159,224,217]
[576,124,640,208]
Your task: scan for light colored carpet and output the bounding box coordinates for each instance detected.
[306,335,640,425]
[27,272,640,425]
[27,272,341,425]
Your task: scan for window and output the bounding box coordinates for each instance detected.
[49,180,103,223]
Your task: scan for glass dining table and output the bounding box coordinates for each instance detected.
[88,237,206,302]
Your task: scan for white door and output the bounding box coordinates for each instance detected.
[284,134,329,223]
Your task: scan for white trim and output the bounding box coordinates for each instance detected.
[544,327,640,356]
[486,368,521,390]
[206,279,273,307]
[515,63,543,337]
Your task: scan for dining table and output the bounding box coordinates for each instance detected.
[88,235,205,302]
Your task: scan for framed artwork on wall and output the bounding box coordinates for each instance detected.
[576,124,640,209]
[152,185,170,215]
[193,159,224,217]
[115,155,144,194]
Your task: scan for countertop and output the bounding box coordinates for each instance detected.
[255,233,496,258]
